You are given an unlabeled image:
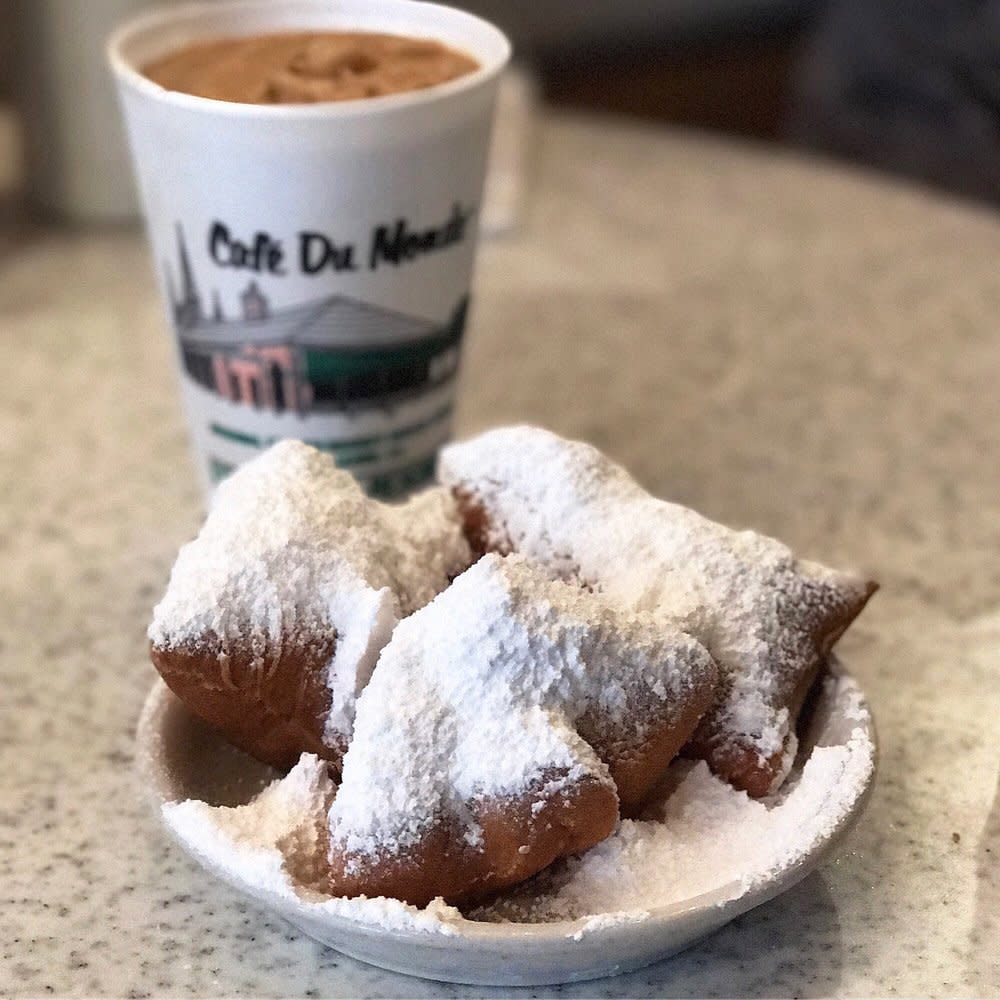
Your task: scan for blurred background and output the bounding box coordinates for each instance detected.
[2,0,1000,226]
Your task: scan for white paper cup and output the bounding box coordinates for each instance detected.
[109,0,510,497]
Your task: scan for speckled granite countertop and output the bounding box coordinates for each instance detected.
[2,115,998,998]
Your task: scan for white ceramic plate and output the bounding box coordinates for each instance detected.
[136,661,876,986]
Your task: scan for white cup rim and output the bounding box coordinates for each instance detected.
[108,0,511,119]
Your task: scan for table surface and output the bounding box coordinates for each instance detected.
[2,113,999,999]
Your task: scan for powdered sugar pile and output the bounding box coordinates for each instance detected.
[161,672,873,936]
[440,426,874,788]
[328,553,715,860]
[164,754,468,935]
[149,440,470,749]
[166,752,336,898]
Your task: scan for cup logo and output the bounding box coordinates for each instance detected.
[164,224,469,495]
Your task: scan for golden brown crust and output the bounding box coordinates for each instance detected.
[150,633,343,773]
[452,490,503,558]
[578,664,718,817]
[327,772,618,907]
[683,578,878,796]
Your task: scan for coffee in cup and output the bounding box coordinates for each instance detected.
[142,30,479,104]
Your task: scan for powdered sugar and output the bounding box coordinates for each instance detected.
[160,672,874,935]
[149,440,470,750]
[163,756,467,935]
[165,753,337,897]
[440,426,874,788]
[328,553,716,861]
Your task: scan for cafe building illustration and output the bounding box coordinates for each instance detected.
[165,227,467,414]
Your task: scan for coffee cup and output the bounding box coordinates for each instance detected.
[109,0,510,497]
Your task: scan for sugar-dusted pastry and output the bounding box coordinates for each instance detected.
[325,553,718,906]
[439,426,877,797]
[149,440,471,772]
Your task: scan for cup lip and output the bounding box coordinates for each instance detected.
[107,0,511,119]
